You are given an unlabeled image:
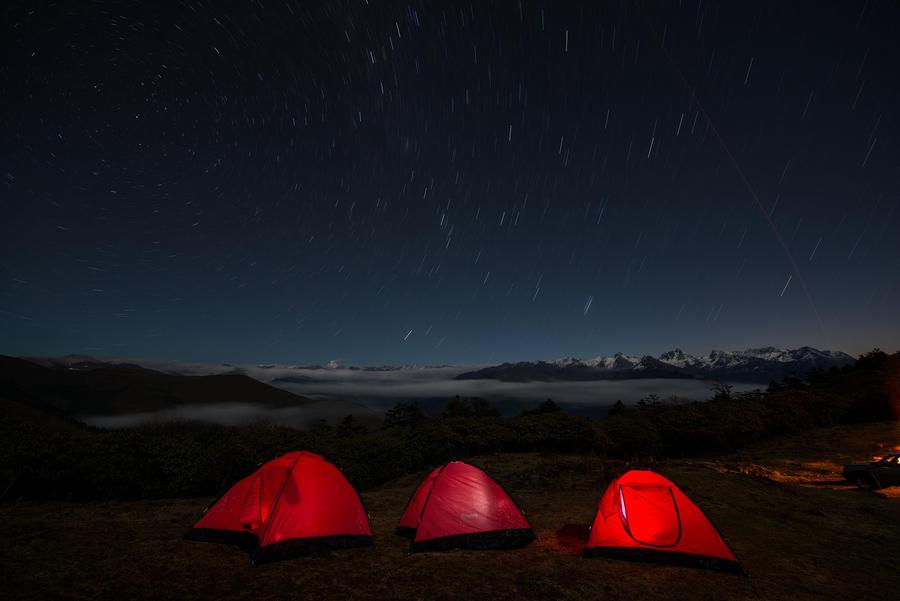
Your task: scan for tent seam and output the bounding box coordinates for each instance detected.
[412,462,451,541]
[255,452,305,545]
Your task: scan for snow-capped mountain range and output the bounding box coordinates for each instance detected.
[456,347,856,383]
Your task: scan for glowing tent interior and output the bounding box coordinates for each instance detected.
[396,461,535,551]
[186,451,372,564]
[585,470,740,572]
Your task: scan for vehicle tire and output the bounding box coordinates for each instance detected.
[855,473,879,491]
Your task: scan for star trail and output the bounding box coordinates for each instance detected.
[2,1,898,365]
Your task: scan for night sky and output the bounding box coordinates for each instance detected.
[2,1,899,365]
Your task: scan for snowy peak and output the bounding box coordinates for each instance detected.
[705,350,741,368]
[613,353,640,369]
[659,348,688,361]
[658,348,701,368]
[551,356,585,368]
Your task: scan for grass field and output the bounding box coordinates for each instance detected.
[2,422,898,600]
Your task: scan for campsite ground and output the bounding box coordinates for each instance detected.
[2,422,898,601]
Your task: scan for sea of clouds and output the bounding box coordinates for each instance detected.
[80,359,761,429]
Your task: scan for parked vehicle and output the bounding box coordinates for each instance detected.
[843,454,900,490]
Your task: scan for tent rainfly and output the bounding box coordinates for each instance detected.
[585,469,741,572]
[396,461,535,551]
[186,451,372,564]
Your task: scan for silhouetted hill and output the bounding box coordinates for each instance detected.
[0,394,88,434]
[24,354,154,372]
[0,355,313,416]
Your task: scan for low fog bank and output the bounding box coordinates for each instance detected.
[273,376,760,411]
[134,359,761,410]
[80,358,761,428]
[81,399,380,430]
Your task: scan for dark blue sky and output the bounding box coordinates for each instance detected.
[2,1,898,365]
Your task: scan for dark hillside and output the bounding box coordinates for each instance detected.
[0,355,312,416]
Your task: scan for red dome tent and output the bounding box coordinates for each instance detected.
[586,470,740,572]
[186,451,372,564]
[396,461,534,551]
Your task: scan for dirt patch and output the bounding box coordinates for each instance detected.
[705,422,900,499]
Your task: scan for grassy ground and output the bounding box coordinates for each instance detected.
[2,422,898,600]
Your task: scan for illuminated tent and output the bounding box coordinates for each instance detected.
[396,461,534,551]
[585,470,740,572]
[186,451,372,564]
